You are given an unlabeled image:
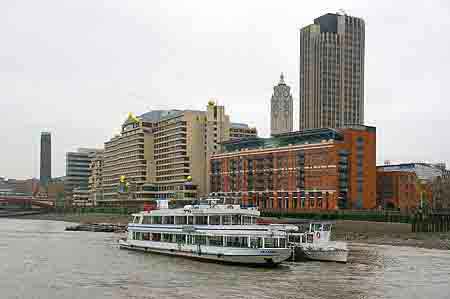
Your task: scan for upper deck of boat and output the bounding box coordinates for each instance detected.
[133,204,260,217]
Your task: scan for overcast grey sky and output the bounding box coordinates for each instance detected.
[1,0,450,179]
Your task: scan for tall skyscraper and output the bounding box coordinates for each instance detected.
[270,73,293,136]
[299,13,365,130]
[40,132,52,185]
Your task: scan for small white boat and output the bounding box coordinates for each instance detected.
[119,200,292,266]
[288,222,349,263]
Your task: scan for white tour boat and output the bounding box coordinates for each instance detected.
[119,200,293,266]
[287,221,349,263]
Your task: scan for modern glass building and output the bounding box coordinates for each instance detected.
[299,13,365,130]
[65,148,102,202]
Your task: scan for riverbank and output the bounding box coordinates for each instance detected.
[14,212,450,250]
[333,220,450,250]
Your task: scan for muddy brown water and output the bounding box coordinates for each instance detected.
[1,219,449,299]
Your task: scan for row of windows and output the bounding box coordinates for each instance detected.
[154,127,187,139]
[156,163,190,171]
[157,168,190,177]
[156,175,187,182]
[154,137,187,149]
[135,214,256,225]
[131,232,286,249]
[155,120,186,131]
[155,145,187,155]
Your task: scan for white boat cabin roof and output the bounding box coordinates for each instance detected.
[133,204,260,217]
[133,205,260,217]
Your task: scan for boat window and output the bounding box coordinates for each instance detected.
[175,234,186,243]
[264,238,276,248]
[314,224,322,231]
[250,237,262,248]
[289,235,300,243]
[194,235,207,245]
[163,216,175,224]
[222,215,232,225]
[162,233,173,243]
[279,238,286,248]
[242,216,251,225]
[153,216,162,224]
[231,215,241,225]
[133,232,143,241]
[195,216,208,225]
[226,236,248,248]
[176,216,187,225]
[208,236,223,246]
[307,234,313,243]
[186,235,193,244]
[187,216,194,225]
[301,235,306,243]
[323,224,331,231]
[251,217,256,224]
[142,216,151,224]
[151,233,161,242]
[209,215,221,225]
[142,233,150,240]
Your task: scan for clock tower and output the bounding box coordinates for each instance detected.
[270,73,293,136]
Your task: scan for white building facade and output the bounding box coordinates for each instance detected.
[270,73,293,136]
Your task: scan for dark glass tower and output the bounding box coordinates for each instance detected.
[40,132,52,186]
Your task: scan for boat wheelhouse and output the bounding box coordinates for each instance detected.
[287,221,349,263]
[119,201,292,266]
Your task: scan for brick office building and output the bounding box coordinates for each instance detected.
[376,163,443,213]
[210,125,376,212]
[376,171,418,212]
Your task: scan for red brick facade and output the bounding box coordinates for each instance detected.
[376,171,433,213]
[210,126,376,211]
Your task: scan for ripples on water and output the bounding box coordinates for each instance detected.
[0,219,449,299]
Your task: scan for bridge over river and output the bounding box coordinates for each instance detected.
[0,194,55,216]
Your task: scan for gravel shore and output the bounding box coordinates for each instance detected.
[15,213,450,250]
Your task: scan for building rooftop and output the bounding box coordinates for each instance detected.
[221,128,345,152]
[377,163,448,181]
[139,110,182,122]
[231,123,250,129]
[377,162,445,169]
[220,125,375,153]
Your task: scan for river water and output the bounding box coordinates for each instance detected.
[0,219,449,299]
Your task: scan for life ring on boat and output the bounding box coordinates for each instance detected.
[316,232,321,239]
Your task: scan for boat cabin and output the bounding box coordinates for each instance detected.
[128,231,287,249]
[131,204,260,226]
[288,221,334,244]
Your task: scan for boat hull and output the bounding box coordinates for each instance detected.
[119,240,291,266]
[291,241,349,263]
[302,248,349,263]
